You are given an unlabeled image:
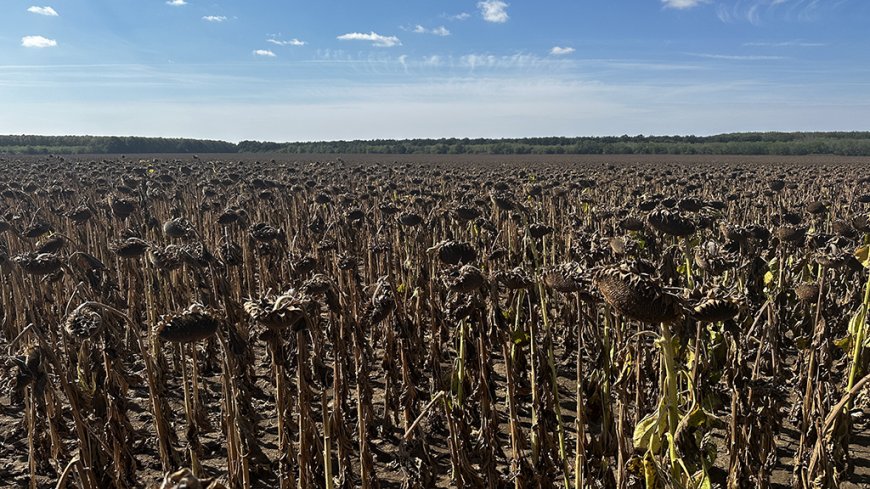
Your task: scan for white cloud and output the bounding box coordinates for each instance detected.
[478,1,509,23]
[662,0,707,9]
[550,46,575,56]
[27,6,58,16]
[267,38,306,46]
[410,25,451,36]
[166,0,186,6]
[253,49,276,57]
[337,32,401,48]
[431,26,451,36]
[21,35,57,48]
[202,16,227,22]
[447,12,471,21]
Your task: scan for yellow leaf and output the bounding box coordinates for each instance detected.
[764,271,775,286]
[856,245,870,268]
[633,408,666,453]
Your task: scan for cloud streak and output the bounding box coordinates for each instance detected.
[253,49,276,57]
[714,0,844,24]
[166,0,186,6]
[21,35,57,48]
[202,16,227,22]
[662,0,708,9]
[743,40,826,47]
[27,6,58,16]
[445,12,471,21]
[267,38,306,46]
[478,1,509,23]
[337,32,401,47]
[689,53,787,60]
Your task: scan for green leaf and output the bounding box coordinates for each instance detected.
[643,451,661,489]
[685,407,708,428]
[833,335,852,352]
[636,235,647,250]
[510,329,530,346]
[848,306,867,337]
[692,471,712,489]
[633,408,666,453]
[684,407,726,429]
[767,257,779,271]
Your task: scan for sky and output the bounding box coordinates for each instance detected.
[1,0,869,142]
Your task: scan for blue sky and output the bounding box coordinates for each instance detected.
[1,0,868,142]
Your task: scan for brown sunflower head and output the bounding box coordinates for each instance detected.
[429,240,477,265]
[244,289,314,332]
[163,217,194,239]
[155,304,221,343]
[542,262,599,303]
[647,209,696,237]
[64,305,104,340]
[689,297,740,323]
[494,267,533,290]
[111,237,149,259]
[794,283,820,303]
[444,264,487,293]
[13,252,63,275]
[593,262,683,324]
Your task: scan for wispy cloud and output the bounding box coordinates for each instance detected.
[662,0,708,9]
[166,0,186,6]
[478,1,509,23]
[423,55,443,67]
[408,25,451,36]
[253,49,276,57]
[743,40,826,47]
[27,6,58,16]
[21,35,57,48]
[445,12,471,21]
[715,0,841,24]
[300,51,576,74]
[267,38,306,46]
[689,53,787,60]
[202,16,227,22]
[550,46,575,56]
[458,53,570,70]
[337,32,401,47]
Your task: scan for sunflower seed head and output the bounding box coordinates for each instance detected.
[156,304,221,343]
[593,263,683,324]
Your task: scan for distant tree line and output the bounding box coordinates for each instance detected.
[3,132,870,156]
[238,132,870,156]
[0,135,236,155]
